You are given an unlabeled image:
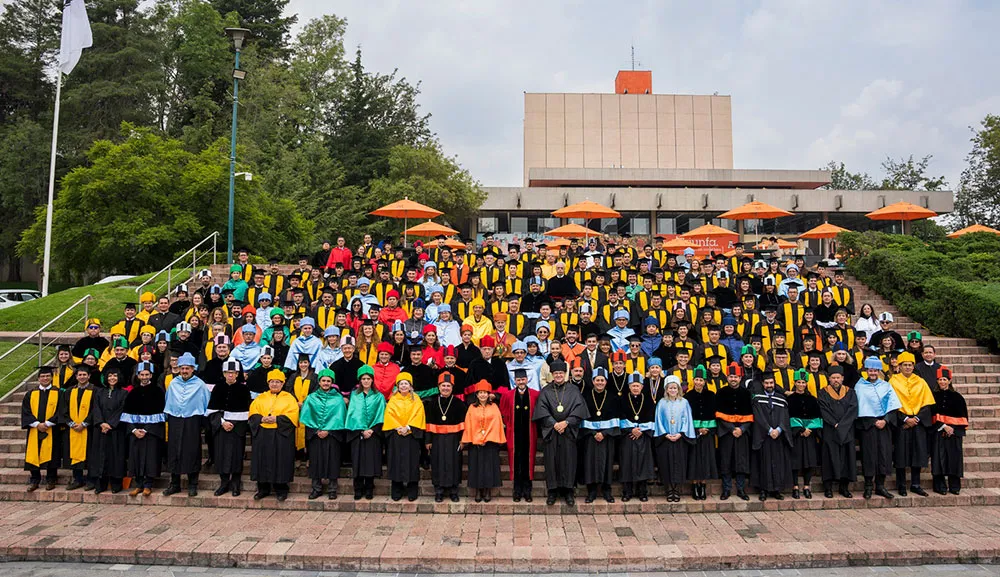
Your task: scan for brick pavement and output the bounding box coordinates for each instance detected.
[0,502,997,572]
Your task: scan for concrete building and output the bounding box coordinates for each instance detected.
[474,71,953,248]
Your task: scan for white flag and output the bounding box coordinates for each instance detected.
[58,0,93,75]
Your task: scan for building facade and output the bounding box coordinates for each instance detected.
[474,71,953,249]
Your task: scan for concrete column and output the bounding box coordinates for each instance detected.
[650,209,657,238]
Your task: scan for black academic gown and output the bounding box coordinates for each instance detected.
[931,389,967,478]
[749,389,794,492]
[207,380,251,476]
[88,386,129,479]
[817,385,858,482]
[249,399,297,484]
[533,381,589,490]
[787,392,822,471]
[685,387,718,480]
[892,400,934,469]
[579,388,620,485]
[123,384,166,479]
[21,387,63,472]
[245,365,277,398]
[857,409,898,478]
[424,394,467,489]
[61,384,96,471]
[616,392,655,483]
[715,385,752,476]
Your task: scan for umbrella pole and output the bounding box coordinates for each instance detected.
[404,216,408,246]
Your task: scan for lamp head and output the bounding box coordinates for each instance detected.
[225,27,250,50]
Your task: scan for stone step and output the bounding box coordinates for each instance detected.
[966,457,1000,472]
[2,484,997,515]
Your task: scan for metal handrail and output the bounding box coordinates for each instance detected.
[0,294,92,370]
[135,231,219,295]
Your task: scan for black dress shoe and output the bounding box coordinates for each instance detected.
[803,488,812,499]
[772,492,784,500]
[513,495,521,502]
[328,490,337,500]
[546,493,558,506]
[934,488,947,495]
[214,485,229,497]
[910,486,928,497]
[737,490,749,501]
[720,490,730,501]
[475,494,483,503]
[863,487,873,499]
[604,492,615,504]
[484,492,492,503]
[94,486,104,495]
[565,494,575,506]
[253,491,270,500]
[26,483,39,493]
[897,486,907,496]
[621,495,631,502]
[84,482,96,492]
[162,485,181,497]
[435,494,444,503]
[759,492,767,501]
[365,489,374,500]
[66,481,82,491]
[584,495,595,504]
[639,495,648,502]
[839,489,853,499]
[188,486,198,497]
[524,494,532,503]
[792,488,800,499]
[824,489,834,499]
[875,487,894,499]
[949,488,961,495]
[276,493,287,502]
[308,489,322,500]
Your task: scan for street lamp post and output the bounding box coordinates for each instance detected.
[225,27,250,265]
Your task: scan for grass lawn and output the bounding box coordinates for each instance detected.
[0,268,197,334]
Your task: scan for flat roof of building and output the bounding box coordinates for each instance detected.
[527,167,833,189]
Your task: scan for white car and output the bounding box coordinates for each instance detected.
[0,289,43,310]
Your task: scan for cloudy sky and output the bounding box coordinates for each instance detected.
[288,0,999,189]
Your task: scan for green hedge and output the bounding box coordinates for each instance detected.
[839,231,1000,348]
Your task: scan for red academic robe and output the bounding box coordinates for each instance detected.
[498,386,539,481]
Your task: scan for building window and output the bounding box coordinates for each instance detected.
[538,217,560,232]
[478,217,497,234]
[657,217,677,235]
[631,217,649,235]
[511,217,528,234]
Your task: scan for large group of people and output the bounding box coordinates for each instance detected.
[21,234,969,504]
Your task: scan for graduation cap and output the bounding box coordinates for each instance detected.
[268,258,280,265]
[123,302,138,309]
[37,366,53,376]
[762,303,778,312]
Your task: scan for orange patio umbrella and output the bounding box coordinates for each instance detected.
[659,237,697,251]
[370,197,444,244]
[799,222,849,240]
[405,221,458,238]
[866,201,937,234]
[543,238,572,248]
[551,200,622,220]
[546,223,594,239]
[718,200,794,220]
[443,238,467,250]
[681,223,736,238]
[947,224,1000,238]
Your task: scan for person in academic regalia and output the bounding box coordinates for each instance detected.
[685,366,718,501]
[462,380,506,502]
[122,362,166,496]
[580,368,620,503]
[930,366,967,495]
[750,373,794,501]
[22,367,62,491]
[855,356,902,499]
[288,353,318,459]
[498,368,539,502]
[162,353,210,497]
[345,365,386,500]
[653,376,695,501]
[63,365,96,491]
[383,372,427,501]
[300,369,347,500]
[788,369,822,500]
[207,360,251,497]
[818,365,858,498]
[715,363,752,501]
[888,351,936,496]
[89,368,129,494]
[533,361,589,506]
[424,373,467,502]
[249,369,299,501]
[245,346,277,399]
[616,370,655,502]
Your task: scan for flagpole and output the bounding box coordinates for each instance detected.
[41,72,62,297]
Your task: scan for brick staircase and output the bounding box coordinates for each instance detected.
[0,274,997,515]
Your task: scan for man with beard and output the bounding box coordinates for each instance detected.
[533,361,589,506]
[818,365,858,498]
[750,373,794,501]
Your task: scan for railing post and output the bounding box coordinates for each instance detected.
[84,298,88,330]
[37,331,43,367]
[213,233,217,266]
[167,268,172,297]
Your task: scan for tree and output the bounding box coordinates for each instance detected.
[954,115,1000,228]
[366,144,486,240]
[820,161,877,190]
[0,118,49,280]
[290,14,348,134]
[328,48,434,190]
[879,155,947,191]
[17,124,312,281]
[209,0,296,59]
[0,0,59,124]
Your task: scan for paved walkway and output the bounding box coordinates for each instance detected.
[0,562,997,577]
[0,503,997,572]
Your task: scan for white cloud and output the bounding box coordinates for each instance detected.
[841,79,903,118]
